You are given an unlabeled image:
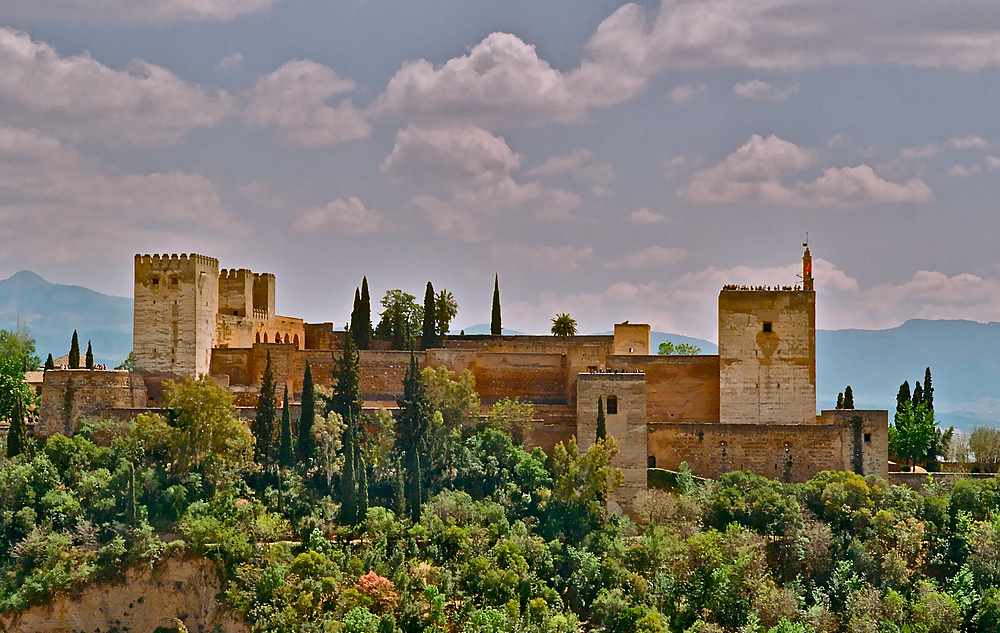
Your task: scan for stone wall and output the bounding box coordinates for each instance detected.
[719,290,816,425]
[608,355,720,425]
[819,409,889,479]
[613,323,650,355]
[36,370,147,438]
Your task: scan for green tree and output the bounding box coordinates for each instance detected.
[44,353,54,371]
[375,289,421,350]
[551,313,577,337]
[923,367,934,410]
[397,352,432,522]
[486,397,534,444]
[836,393,844,409]
[913,381,924,408]
[68,330,80,369]
[422,366,479,430]
[969,426,1000,473]
[491,274,501,336]
[890,399,936,468]
[297,360,315,463]
[115,351,133,371]
[596,396,606,442]
[421,281,436,350]
[350,287,365,350]
[278,386,293,469]
[658,341,701,355]
[252,351,277,469]
[331,335,367,523]
[843,386,854,409]
[358,276,373,350]
[313,411,344,491]
[4,362,29,458]
[0,327,39,371]
[434,289,458,337]
[85,340,94,370]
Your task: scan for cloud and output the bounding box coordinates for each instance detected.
[683,134,932,206]
[0,126,238,263]
[606,246,686,270]
[491,245,594,274]
[949,135,990,150]
[528,150,614,183]
[669,83,705,104]
[292,197,383,234]
[629,207,668,224]
[244,59,371,147]
[0,0,279,24]
[381,125,520,188]
[217,52,244,71]
[901,143,940,160]
[0,27,232,145]
[732,79,798,101]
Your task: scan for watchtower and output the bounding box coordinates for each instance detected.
[133,253,219,377]
[718,249,816,425]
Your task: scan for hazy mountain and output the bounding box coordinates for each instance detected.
[0,271,132,367]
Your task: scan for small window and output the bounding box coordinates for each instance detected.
[762,321,772,333]
[606,395,618,415]
[864,433,872,443]
[255,332,260,343]
[170,277,178,285]
[151,277,159,285]
[647,455,656,468]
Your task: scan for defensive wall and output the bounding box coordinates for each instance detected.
[36,370,147,438]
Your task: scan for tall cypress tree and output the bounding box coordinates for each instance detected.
[359,277,372,350]
[923,367,934,411]
[843,386,854,409]
[332,335,367,524]
[6,392,27,458]
[895,381,911,423]
[253,352,277,469]
[297,361,315,463]
[397,352,431,523]
[490,274,501,336]
[421,281,436,350]
[912,381,923,408]
[350,287,364,350]
[596,396,606,442]
[279,386,293,469]
[836,393,844,409]
[85,341,94,369]
[69,330,80,369]
[44,354,54,371]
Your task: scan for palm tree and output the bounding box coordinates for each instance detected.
[551,313,577,337]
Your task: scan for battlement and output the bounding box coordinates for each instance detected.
[253,272,275,281]
[135,253,219,270]
[220,268,254,281]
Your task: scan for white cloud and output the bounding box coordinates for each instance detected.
[217,52,244,71]
[669,83,705,104]
[901,143,940,160]
[629,207,668,224]
[606,246,686,270]
[292,197,382,234]
[949,135,990,150]
[0,0,279,24]
[732,79,798,101]
[381,125,520,189]
[491,245,594,274]
[244,60,371,148]
[528,150,614,183]
[683,134,932,206]
[0,27,232,145]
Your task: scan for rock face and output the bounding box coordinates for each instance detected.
[0,554,246,633]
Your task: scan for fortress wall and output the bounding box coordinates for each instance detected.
[37,370,147,438]
[443,335,613,356]
[304,323,342,350]
[613,323,651,355]
[216,314,256,349]
[648,422,845,482]
[523,405,577,453]
[608,355,720,425]
[820,409,889,479]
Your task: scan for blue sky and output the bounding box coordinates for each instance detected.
[2,0,1000,342]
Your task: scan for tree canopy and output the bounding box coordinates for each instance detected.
[550,313,577,337]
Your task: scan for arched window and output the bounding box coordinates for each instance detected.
[263,333,268,343]
[606,395,618,415]
[255,332,260,343]
[647,455,656,468]
[293,334,300,349]
[274,333,280,344]
[284,333,290,344]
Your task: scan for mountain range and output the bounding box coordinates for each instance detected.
[1,271,996,431]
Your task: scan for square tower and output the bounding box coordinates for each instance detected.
[134,253,219,377]
[718,288,816,425]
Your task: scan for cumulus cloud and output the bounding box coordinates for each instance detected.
[606,246,686,270]
[0,28,232,145]
[292,197,382,234]
[244,59,371,147]
[381,125,520,188]
[950,135,990,150]
[528,150,614,183]
[669,83,705,104]
[629,207,668,224]
[0,0,279,24]
[732,79,798,101]
[217,52,244,71]
[491,245,594,274]
[683,134,932,206]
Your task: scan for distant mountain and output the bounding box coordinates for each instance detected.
[0,271,132,367]
[458,324,526,336]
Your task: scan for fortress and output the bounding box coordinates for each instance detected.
[36,249,888,506]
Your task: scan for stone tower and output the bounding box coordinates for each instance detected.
[133,253,219,377]
[718,251,816,425]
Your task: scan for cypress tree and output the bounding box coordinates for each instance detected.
[836,393,844,409]
[912,381,923,408]
[391,309,406,351]
[923,367,934,411]
[85,341,94,369]
[342,411,357,520]
[843,386,854,409]
[350,287,363,350]
[331,335,366,523]
[279,386,293,469]
[44,354,54,371]
[253,352,277,469]
[69,330,80,369]
[6,393,27,458]
[490,274,501,336]
[895,381,911,423]
[596,396,606,442]
[397,352,431,523]
[359,277,372,350]
[297,361,315,463]
[421,281,436,350]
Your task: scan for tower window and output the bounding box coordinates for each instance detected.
[170,277,178,285]
[762,321,772,333]
[607,395,618,415]
[864,433,872,443]
[151,277,159,285]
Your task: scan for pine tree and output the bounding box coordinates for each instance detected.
[279,386,293,469]
[490,274,501,336]
[69,330,80,369]
[596,396,606,442]
[85,341,94,369]
[843,386,854,409]
[253,352,277,469]
[836,393,844,409]
[44,354,54,371]
[923,367,934,411]
[297,361,315,463]
[359,277,372,350]
[6,392,27,458]
[421,281,436,350]
[397,352,432,523]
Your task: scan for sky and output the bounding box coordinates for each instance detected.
[2,0,1000,342]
